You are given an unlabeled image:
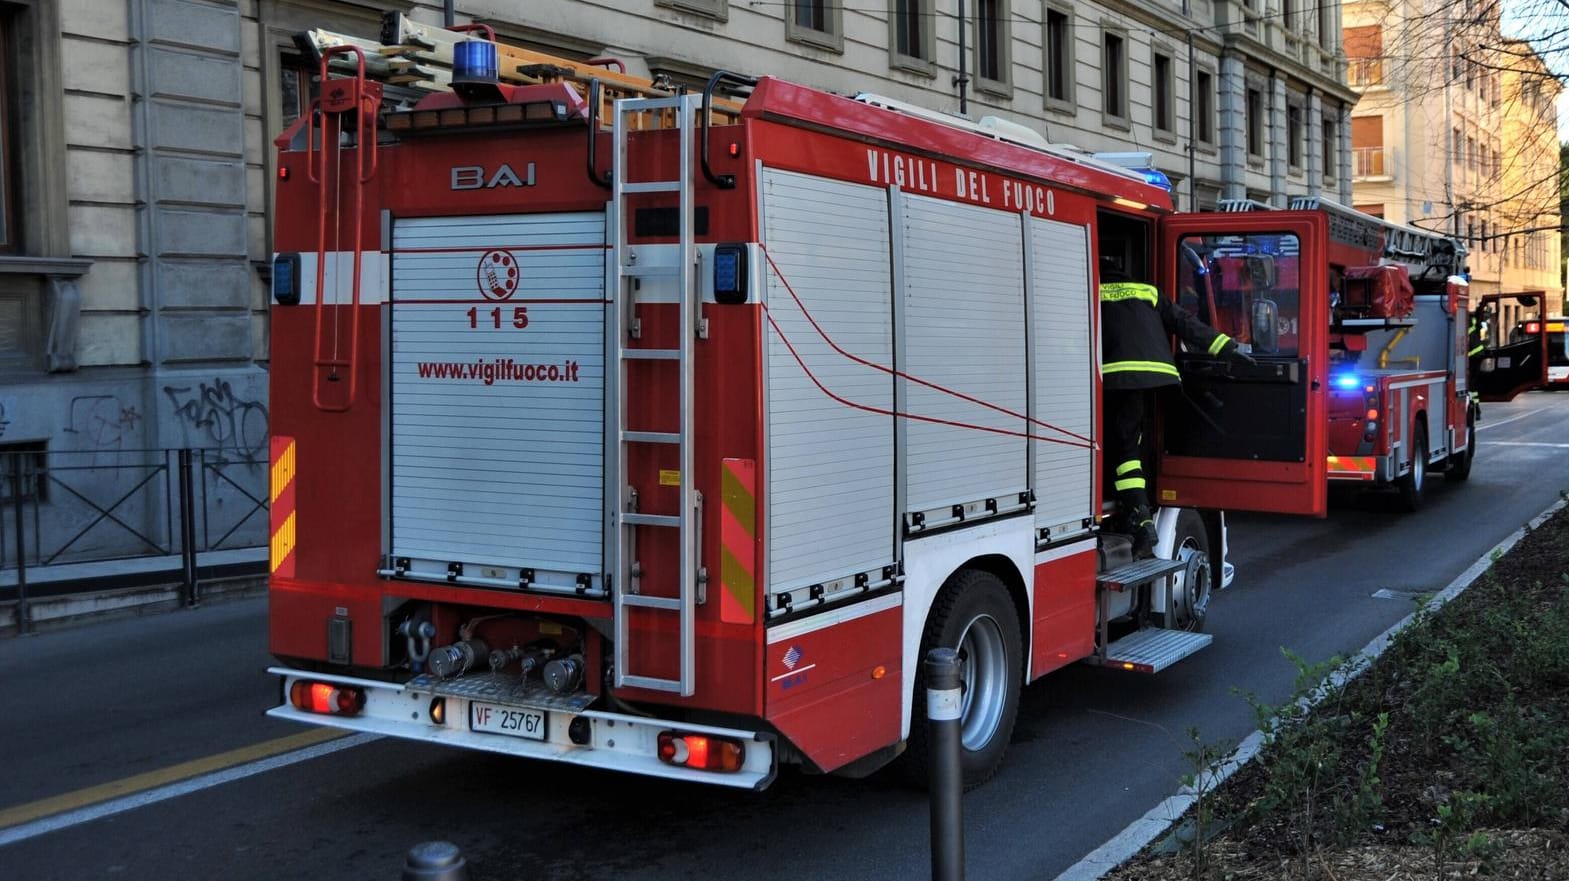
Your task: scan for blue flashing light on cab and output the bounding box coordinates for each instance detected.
[1332,373,1362,391]
[452,40,499,85]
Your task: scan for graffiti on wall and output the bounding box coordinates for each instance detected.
[64,395,142,447]
[163,378,268,465]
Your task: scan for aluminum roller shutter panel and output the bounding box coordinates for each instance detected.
[762,169,896,594]
[389,212,607,582]
[899,194,1029,512]
[1030,217,1096,531]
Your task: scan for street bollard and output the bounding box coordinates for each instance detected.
[926,646,964,881]
[401,841,467,881]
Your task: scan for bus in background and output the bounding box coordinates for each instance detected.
[1523,318,1569,389]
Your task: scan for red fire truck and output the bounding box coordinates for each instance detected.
[268,16,1354,789]
[1168,199,1502,511]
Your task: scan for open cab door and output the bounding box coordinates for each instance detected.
[1470,292,1548,402]
[1154,212,1329,517]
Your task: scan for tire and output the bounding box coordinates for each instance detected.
[902,569,1023,790]
[1397,422,1428,512]
[1162,510,1213,632]
[1447,408,1475,482]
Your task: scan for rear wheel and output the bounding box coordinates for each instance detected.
[903,569,1023,790]
[1447,408,1476,481]
[1398,422,1428,511]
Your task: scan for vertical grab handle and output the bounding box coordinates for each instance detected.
[310,45,375,413]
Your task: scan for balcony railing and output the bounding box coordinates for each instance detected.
[1348,58,1384,87]
[1353,147,1387,179]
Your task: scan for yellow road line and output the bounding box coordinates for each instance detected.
[0,727,347,830]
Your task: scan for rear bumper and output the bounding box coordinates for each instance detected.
[267,666,777,790]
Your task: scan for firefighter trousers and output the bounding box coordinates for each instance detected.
[1106,388,1153,528]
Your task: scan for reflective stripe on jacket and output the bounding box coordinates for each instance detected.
[1100,281,1232,391]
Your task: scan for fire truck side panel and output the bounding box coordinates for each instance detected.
[1030,539,1099,677]
[759,168,897,596]
[897,192,1030,515]
[1029,217,1098,538]
[764,597,904,772]
[387,212,609,591]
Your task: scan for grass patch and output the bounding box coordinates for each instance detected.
[1109,506,1569,880]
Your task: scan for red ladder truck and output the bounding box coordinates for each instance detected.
[266,15,1344,790]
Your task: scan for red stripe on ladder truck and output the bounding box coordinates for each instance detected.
[270,437,297,577]
[719,458,757,625]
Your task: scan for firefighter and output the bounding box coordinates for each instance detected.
[1101,258,1253,558]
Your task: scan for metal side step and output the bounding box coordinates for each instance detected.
[1091,628,1213,673]
[1096,557,1186,592]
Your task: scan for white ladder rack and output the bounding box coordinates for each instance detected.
[609,94,703,696]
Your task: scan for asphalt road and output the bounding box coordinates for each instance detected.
[4,391,1568,881]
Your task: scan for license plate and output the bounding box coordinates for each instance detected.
[469,702,547,741]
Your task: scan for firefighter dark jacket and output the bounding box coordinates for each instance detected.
[1100,281,1235,391]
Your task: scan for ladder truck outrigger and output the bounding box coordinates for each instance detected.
[267,15,1337,789]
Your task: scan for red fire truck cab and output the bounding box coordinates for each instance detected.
[265,17,1339,790]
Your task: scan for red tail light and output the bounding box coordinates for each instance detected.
[1526,321,1541,334]
[657,731,745,773]
[290,680,365,716]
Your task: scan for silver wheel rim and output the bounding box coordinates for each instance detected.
[1173,538,1211,629]
[957,613,1009,751]
[1412,441,1425,491]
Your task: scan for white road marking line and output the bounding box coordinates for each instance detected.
[1482,441,1569,448]
[0,733,381,848]
[1052,497,1569,881]
[1474,409,1543,432]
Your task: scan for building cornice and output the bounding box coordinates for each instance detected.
[1222,32,1357,104]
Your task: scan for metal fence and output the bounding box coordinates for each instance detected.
[1,448,269,630]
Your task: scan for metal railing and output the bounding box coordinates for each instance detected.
[1352,146,1387,179]
[1348,58,1384,87]
[1,448,269,633]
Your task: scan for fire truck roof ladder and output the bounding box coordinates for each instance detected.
[609,93,703,696]
[308,45,380,412]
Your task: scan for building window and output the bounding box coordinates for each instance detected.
[1153,50,1174,136]
[1102,30,1127,123]
[1195,69,1215,145]
[1344,25,1383,86]
[0,11,15,253]
[1246,88,1263,157]
[1452,127,1462,166]
[1322,116,1337,179]
[786,0,843,51]
[656,0,728,20]
[1044,5,1073,107]
[1287,104,1303,168]
[1318,1,1332,47]
[1467,136,1477,173]
[1351,115,1383,178]
[974,0,1009,91]
[890,0,934,70]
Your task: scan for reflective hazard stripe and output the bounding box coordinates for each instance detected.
[1100,282,1160,306]
[1208,334,1231,356]
[1104,360,1181,378]
[1114,476,1148,491]
[1115,460,1142,476]
[719,458,757,625]
[270,437,297,577]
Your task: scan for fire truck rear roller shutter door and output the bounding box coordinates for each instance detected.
[389,212,607,586]
[1029,217,1096,533]
[898,193,1029,513]
[762,169,896,595]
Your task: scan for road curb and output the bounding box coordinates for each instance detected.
[0,574,266,638]
[1051,494,1569,881]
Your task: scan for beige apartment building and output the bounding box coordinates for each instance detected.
[0,0,1353,561]
[1343,0,1563,330]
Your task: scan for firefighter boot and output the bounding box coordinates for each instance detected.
[1130,517,1159,560]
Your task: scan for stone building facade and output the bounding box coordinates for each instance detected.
[1,0,1356,562]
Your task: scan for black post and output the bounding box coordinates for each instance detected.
[178,449,198,607]
[926,647,964,881]
[11,454,30,635]
[954,0,969,115]
[402,841,467,881]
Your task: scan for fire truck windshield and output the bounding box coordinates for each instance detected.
[1177,233,1303,357]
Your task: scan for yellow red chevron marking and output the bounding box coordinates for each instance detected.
[719,459,756,625]
[270,437,297,577]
